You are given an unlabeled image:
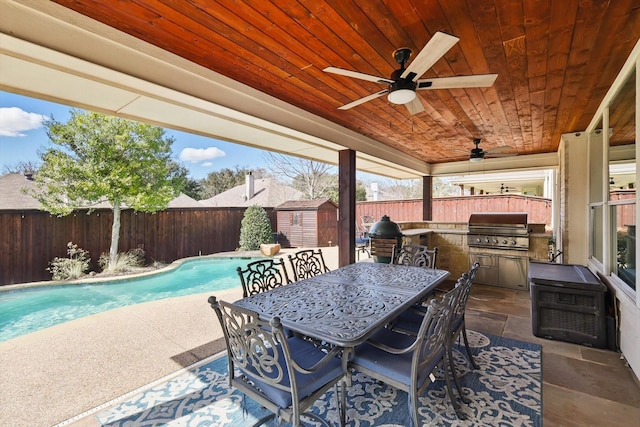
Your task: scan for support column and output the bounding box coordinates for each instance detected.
[422,175,433,221]
[338,149,356,266]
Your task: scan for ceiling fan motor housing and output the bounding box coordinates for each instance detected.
[470,138,485,161]
[470,149,484,161]
[388,69,417,104]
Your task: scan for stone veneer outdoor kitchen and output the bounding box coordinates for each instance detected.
[396,221,550,287]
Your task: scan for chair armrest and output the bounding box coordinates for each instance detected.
[287,338,344,374]
[366,338,417,355]
[365,328,418,355]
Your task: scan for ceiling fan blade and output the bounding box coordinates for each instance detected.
[401,32,459,81]
[338,89,389,110]
[323,67,394,84]
[417,74,498,89]
[486,152,519,158]
[485,145,515,154]
[404,97,425,115]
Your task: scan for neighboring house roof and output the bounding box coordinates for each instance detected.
[275,198,337,210]
[0,173,199,210]
[200,177,304,207]
[167,193,202,208]
[0,173,40,210]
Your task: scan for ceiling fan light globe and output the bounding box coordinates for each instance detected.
[388,89,416,104]
[469,156,484,162]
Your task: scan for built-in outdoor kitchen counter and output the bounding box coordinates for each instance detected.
[396,219,550,290]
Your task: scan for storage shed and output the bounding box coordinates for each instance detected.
[275,199,338,247]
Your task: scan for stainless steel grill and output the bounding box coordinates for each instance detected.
[467,212,530,251]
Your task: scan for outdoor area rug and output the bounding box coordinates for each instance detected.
[91,330,541,426]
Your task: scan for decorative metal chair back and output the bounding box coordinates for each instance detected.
[393,244,438,269]
[452,263,479,325]
[449,262,481,369]
[236,258,291,298]
[413,286,459,369]
[369,237,397,261]
[287,249,330,281]
[209,296,346,426]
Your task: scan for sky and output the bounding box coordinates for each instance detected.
[0,91,281,180]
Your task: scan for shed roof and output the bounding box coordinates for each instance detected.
[275,198,337,210]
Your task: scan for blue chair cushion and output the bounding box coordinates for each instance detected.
[355,237,370,245]
[352,327,444,389]
[393,308,425,334]
[244,336,343,409]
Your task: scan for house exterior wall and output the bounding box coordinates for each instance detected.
[560,133,590,265]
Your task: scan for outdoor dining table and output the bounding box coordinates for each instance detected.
[233,262,450,351]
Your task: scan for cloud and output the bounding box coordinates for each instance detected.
[0,107,47,137]
[202,161,213,167]
[179,147,226,163]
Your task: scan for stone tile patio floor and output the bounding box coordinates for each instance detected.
[1,246,638,426]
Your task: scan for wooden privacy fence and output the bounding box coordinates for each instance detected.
[356,194,552,225]
[0,207,276,285]
[2,195,552,285]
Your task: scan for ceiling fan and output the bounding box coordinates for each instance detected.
[500,183,518,193]
[469,138,517,162]
[323,31,498,115]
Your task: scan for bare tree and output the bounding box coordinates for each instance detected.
[265,153,336,199]
[3,160,40,176]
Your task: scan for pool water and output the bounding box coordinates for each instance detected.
[0,257,260,342]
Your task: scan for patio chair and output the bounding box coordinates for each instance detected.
[360,215,375,232]
[369,237,397,263]
[236,258,291,298]
[392,244,438,269]
[393,262,482,372]
[450,262,481,369]
[355,221,371,260]
[287,248,330,281]
[349,284,466,424]
[209,296,346,427]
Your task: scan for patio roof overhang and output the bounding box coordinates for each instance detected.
[0,1,558,180]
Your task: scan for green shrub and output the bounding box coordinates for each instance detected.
[48,242,91,280]
[239,205,273,251]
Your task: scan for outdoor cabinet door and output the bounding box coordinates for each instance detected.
[469,253,498,286]
[498,255,528,290]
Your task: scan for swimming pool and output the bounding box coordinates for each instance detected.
[0,256,261,342]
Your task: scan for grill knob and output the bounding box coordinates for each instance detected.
[511,240,517,245]
[484,238,490,243]
[493,239,498,244]
[476,238,481,243]
[502,239,507,244]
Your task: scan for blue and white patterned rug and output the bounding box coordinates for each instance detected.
[90,330,541,426]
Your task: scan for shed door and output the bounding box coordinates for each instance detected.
[290,211,304,247]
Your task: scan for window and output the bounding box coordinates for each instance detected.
[292,212,302,225]
[611,202,636,290]
[607,66,636,293]
[590,205,604,264]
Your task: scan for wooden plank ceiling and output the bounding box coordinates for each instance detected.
[51,0,640,164]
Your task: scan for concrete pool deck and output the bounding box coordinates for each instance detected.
[0,246,344,427]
